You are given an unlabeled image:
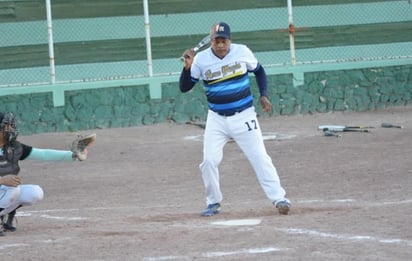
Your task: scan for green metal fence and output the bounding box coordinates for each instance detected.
[0,0,411,87]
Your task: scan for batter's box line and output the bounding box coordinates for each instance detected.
[143,246,288,260]
[275,227,412,247]
[296,198,412,207]
[18,205,178,216]
[17,198,412,218]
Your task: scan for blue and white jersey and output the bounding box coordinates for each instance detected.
[191,44,258,115]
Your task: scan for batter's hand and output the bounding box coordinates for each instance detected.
[0,175,21,187]
[182,48,195,70]
[260,96,272,112]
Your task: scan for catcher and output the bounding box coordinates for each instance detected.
[0,112,96,236]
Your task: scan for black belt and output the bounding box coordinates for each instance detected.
[217,110,243,117]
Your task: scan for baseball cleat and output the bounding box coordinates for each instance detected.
[201,203,221,216]
[2,222,16,232]
[275,200,291,215]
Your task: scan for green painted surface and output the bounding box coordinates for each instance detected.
[0,0,411,134]
[1,64,411,135]
[0,0,394,22]
[2,1,410,46]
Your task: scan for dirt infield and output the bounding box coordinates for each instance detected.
[1,107,412,260]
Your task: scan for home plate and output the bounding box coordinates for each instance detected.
[212,219,262,226]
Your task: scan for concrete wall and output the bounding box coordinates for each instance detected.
[1,64,411,135]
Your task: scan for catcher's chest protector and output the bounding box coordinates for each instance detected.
[0,142,23,175]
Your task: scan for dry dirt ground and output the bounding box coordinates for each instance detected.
[1,106,412,261]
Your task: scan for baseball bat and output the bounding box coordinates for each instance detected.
[323,130,341,137]
[180,35,211,62]
[381,123,403,129]
[186,121,206,129]
[318,125,371,132]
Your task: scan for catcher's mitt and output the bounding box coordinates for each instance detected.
[71,133,96,161]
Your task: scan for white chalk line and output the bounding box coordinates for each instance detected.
[4,197,411,257]
[381,199,412,205]
[297,199,356,203]
[17,211,86,221]
[276,228,412,247]
[0,243,30,250]
[202,246,285,257]
[17,205,176,215]
[7,198,410,254]
[40,237,72,243]
[143,256,191,261]
[297,198,412,208]
[39,214,86,221]
[211,219,262,226]
[17,198,412,217]
[0,237,71,251]
[143,246,286,260]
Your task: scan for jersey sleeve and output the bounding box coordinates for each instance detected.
[20,143,33,160]
[179,68,196,92]
[26,147,74,161]
[243,45,259,72]
[190,55,202,80]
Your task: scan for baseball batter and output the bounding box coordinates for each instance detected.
[179,22,291,216]
[0,112,94,236]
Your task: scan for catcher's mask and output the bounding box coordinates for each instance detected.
[0,112,18,146]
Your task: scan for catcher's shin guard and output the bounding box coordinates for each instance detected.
[2,205,21,232]
[0,208,4,236]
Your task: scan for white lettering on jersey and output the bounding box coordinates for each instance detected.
[191,43,258,83]
[204,62,245,82]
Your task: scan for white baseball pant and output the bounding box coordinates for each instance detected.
[199,106,288,206]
